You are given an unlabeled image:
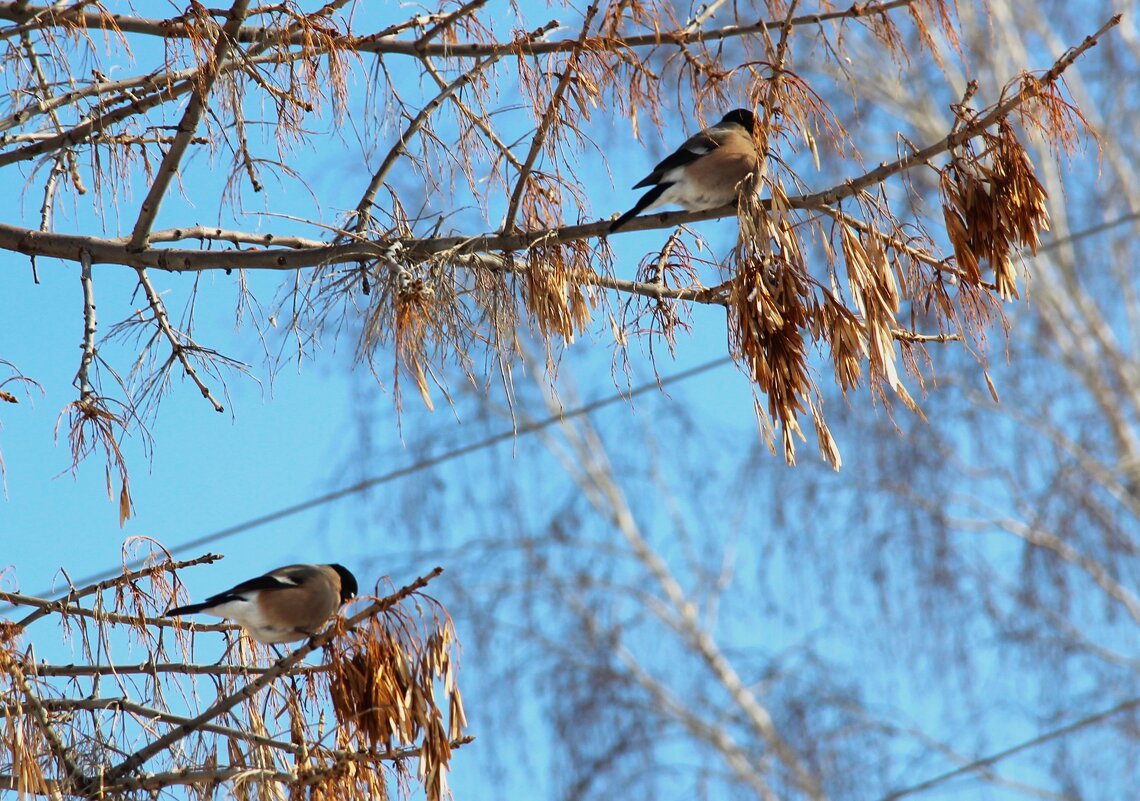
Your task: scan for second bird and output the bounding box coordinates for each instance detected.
[609,108,760,233]
[166,563,358,644]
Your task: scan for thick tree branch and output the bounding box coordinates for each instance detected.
[0,0,921,57]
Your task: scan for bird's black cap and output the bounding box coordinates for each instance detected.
[329,563,358,602]
[720,108,756,133]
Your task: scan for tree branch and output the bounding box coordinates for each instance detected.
[550,408,825,799]
[0,0,926,57]
[73,248,96,400]
[18,660,328,678]
[132,266,226,412]
[9,552,223,630]
[0,75,196,168]
[0,590,231,633]
[349,51,505,236]
[878,697,1140,801]
[0,655,87,793]
[127,0,252,250]
[1,10,1108,275]
[502,3,599,231]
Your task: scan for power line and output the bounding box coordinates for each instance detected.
[878,696,1140,801]
[47,356,734,594]
[35,207,1140,595]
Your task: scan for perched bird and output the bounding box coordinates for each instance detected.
[609,108,760,233]
[166,563,358,644]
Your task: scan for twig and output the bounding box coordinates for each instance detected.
[891,329,961,343]
[349,52,505,236]
[18,25,83,195]
[127,0,252,250]
[21,660,329,678]
[796,14,1121,211]
[415,0,487,49]
[815,206,967,282]
[501,3,600,232]
[0,696,302,755]
[996,517,1140,625]
[418,55,524,172]
[878,697,1140,801]
[0,736,475,796]
[73,248,96,400]
[1,695,472,770]
[0,75,196,169]
[133,266,226,412]
[0,652,87,791]
[682,0,731,34]
[0,590,231,633]
[0,46,328,136]
[12,553,222,628]
[551,407,823,799]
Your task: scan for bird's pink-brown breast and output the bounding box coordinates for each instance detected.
[652,133,758,212]
[254,565,344,638]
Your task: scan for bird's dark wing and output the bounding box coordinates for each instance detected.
[632,130,719,188]
[222,569,302,597]
[182,568,304,610]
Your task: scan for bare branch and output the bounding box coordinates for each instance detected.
[878,697,1140,801]
[0,650,87,791]
[349,51,506,236]
[72,248,95,400]
[11,552,222,630]
[0,0,924,57]
[0,590,231,634]
[502,3,600,231]
[18,660,329,678]
[132,266,226,413]
[127,0,252,250]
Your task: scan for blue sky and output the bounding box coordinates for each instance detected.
[2,3,1134,800]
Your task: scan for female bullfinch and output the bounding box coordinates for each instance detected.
[610,108,760,232]
[166,563,358,644]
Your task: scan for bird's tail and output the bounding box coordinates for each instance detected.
[609,184,667,233]
[165,602,211,617]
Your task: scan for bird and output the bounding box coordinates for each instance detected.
[609,108,760,233]
[165,563,358,644]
